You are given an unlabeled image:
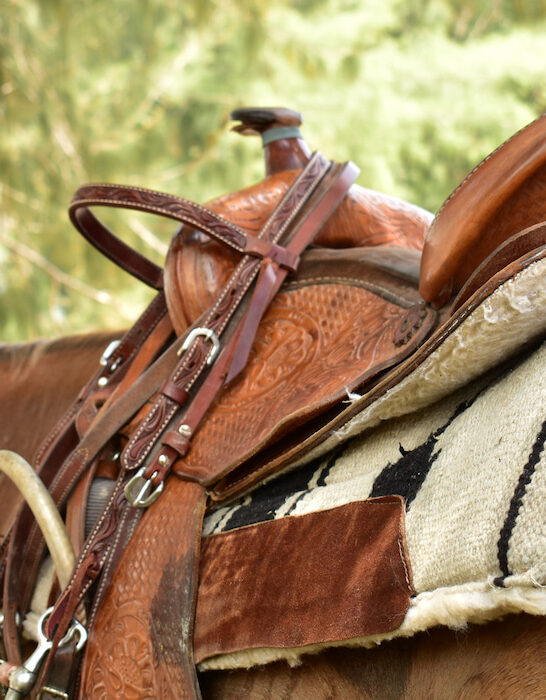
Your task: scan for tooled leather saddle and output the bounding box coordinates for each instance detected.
[1,107,545,698]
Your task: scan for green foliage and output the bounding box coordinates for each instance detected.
[395,0,546,40]
[1,0,545,340]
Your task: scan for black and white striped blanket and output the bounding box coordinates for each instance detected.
[201,260,546,670]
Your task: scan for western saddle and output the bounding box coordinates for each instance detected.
[1,107,545,698]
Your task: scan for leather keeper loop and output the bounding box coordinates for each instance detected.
[142,447,177,483]
[162,429,192,457]
[160,380,189,406]
[244,238,300,272]
[269,244,300,272]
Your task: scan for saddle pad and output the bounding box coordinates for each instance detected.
[195,497,413,664]
[198,337,546,670]
[197,275,546,669]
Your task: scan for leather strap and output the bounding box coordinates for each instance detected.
[44,155,347,652]
[49,162,360,691]
[70,183,305,288]
[225,160,360,384]
[1,298,175,663]
[163,162,362,486]
[70,205,164,289]
[1,292,170,662]
[126,161,359,487]
[33,291,169,471]
[43,155,333,644]
[89,312,174,425]
[64,311,173,558]
[33,642,80,700]
[5,155,355,695]
[121,153,332,473]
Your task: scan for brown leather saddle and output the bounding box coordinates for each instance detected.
[1,107,545,698]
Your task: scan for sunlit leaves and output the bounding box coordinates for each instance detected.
[1,0,545,340]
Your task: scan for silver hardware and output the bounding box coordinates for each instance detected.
[177,327,220,365]
[178,424,192,436]
[124,466,164,508]
[6,607,86,699]
[37,686,69,699]
[158,454,169,466]
[99,339,121,367]
[109,356,122,373]
[97,376,109,387]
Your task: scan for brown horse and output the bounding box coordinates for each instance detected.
[0,332,544,698]
[1,107,545,698]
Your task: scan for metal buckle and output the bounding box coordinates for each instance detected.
[98,339,122,387]
[99,339,121,367]
[7,607,86,699]
[177,327,220,365]
[124,466,164,508]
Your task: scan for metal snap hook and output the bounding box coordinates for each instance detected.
[6,607,86,698]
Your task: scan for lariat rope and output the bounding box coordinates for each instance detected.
[0,451,81,697]
[0,450,75,588]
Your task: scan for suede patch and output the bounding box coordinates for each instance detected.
[194,496,413,663]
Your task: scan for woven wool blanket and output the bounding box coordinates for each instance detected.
[201,335,546,669]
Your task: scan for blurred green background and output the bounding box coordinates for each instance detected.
[1,0,545,341]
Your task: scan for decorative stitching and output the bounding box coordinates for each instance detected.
[432,114,546,222]
[284,276,415,306]
[72,184,250,244]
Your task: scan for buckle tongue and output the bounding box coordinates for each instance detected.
[124,466,164,508]
[99,339,122,367]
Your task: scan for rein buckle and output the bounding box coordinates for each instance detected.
[124,466,164,508]
[177,327,220,365]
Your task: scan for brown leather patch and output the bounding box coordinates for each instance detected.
[194,496,413,664]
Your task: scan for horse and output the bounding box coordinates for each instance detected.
[0,332,544,699]
[0,106,545,698]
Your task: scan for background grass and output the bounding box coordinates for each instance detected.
[1,0,545,340]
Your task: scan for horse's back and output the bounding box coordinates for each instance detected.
[0,330,120,461]
[200,613,546,699]
[0,331,120,542]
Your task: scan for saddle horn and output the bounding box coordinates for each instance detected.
[230,107,312,175]
[164,107,432,335]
